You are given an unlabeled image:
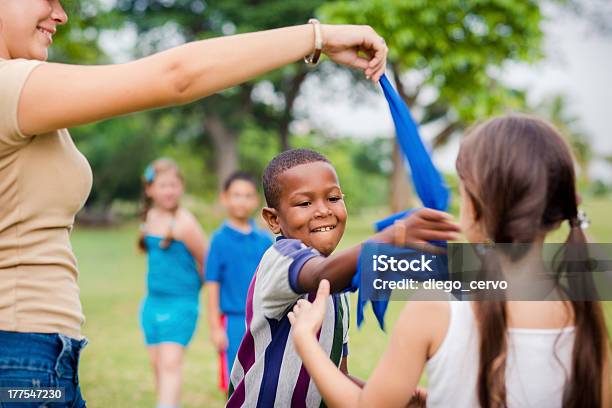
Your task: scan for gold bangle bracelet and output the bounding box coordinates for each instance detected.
[304,18,322,65]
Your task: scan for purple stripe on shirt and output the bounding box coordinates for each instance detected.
[255,315,292,408]
[226,271,258,408]
[342,343,349,357]
[291,292,319,407]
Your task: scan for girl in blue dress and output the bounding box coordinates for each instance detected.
[138,158,207,408]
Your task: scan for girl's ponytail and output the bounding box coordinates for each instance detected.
[562,213,607,408]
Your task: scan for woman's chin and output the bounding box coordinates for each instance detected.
[29,43,49,61]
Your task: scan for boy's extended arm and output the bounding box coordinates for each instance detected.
[297,208,460,293]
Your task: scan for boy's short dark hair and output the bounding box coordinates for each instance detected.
[263,148,331,209]
[223,171,257,192]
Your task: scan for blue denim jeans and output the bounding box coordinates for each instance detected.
[0,330,87,408]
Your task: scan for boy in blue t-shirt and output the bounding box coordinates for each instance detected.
[205,171,273,392]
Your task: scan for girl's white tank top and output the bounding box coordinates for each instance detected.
[425,301,575,407]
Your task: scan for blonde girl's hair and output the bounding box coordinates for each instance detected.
[138,158,184,252]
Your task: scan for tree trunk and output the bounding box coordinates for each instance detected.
[390,140,416,212]
[432,122,459,149]
[205,113,239,191]
[279,69,309,151]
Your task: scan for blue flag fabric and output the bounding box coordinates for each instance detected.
[378,74,450,211]
[349,74,450,330]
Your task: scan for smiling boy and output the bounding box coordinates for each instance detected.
[226,149,459,408]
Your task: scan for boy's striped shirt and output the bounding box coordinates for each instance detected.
[226,238,350,408]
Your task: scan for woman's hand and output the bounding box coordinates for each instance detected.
[321,24,388,82]
[288,279,330,339]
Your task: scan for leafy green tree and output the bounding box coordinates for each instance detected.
[321,0,541,210]
[49,0,118,63]
[536,94,592,182]
[111,0,329,189]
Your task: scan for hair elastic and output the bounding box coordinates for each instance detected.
[144,164,155,183]
[570,209,590,230]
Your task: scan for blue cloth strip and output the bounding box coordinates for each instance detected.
[374,209,414,232]
[378,74,449,211]
[350,74,451,330]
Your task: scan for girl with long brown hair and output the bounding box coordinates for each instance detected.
[288,114,611,407]
[138,158,207,408]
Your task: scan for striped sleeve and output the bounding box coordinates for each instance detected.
[340,293,350,356]
[257,239,320,320]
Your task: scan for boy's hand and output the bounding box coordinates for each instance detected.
[380,208,460,251]
[210,327,228,352]
[407,387,428,407]
[288,279,330,337]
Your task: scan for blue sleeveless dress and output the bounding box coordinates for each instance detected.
[140,235,202,346]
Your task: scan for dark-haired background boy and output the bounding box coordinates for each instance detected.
[205,171,273,393]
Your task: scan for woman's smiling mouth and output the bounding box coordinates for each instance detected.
[36,26,55,44]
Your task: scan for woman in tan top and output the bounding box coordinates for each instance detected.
[0,1,387,406]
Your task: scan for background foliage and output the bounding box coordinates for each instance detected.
[49,0,611,220]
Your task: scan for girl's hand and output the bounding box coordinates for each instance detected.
[321,25,388,82]
[288,279,330,338]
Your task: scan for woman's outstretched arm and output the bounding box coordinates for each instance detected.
[18,24,387,136]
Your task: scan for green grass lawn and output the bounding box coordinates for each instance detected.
[75,198,612,407]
